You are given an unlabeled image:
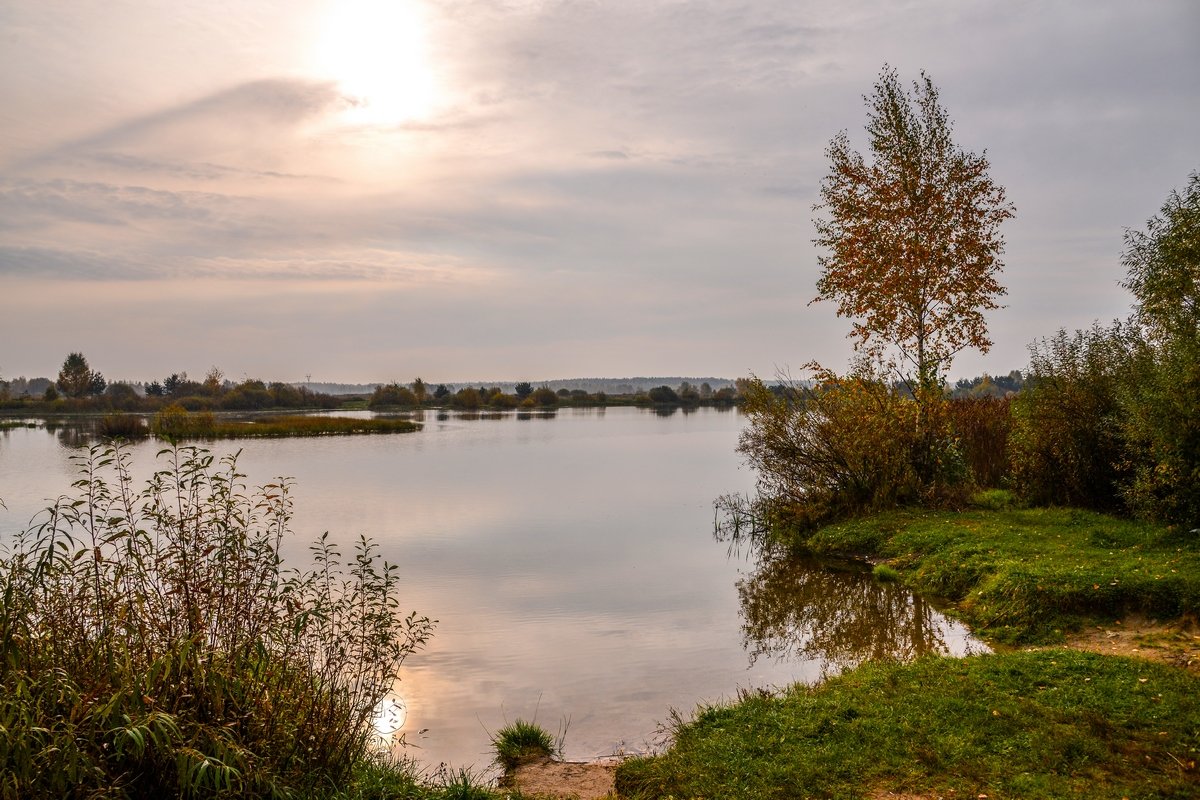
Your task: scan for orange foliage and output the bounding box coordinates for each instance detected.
[813,66,1015,393]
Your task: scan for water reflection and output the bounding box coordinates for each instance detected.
[717,496,986,675]
[41,418,94,449]
[737,556,984,674]
[648,405,703,417]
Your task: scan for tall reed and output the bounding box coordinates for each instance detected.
[0,442,433,799]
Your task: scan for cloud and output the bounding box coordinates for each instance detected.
[0,240,496,284]
[0,178,235,226]
[587,150,630,160]
[1,0,1198,381]
[82,152,330,184]
[13,78,348,178]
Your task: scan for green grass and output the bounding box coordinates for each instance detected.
[492,719,558,769]
[970,487,1017,511]
[872,563,901,582]
[616,649,1200,800]
[302,756,544,799]
[788,507,1200,644]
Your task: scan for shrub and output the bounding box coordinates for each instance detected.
[489,392,519,410]
[713,387,738,404]
[0,443,433,797]
[176,395,215,411]
[529,387,558,407]
[945,396,1012,488]
[368,383,418,409]
[1120,334,1200,528]
[450,388,482,410]
[647,386,679,404]
[267,381,304,407]
[737,372,936,526]
[98,413,150,439]
[221,382,274,410]
[1117,173,1200,529]
[1008,326,1130,510]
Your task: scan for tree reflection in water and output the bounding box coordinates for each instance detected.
[716,495,986,675]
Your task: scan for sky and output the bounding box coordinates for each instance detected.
[1,0,1197,385]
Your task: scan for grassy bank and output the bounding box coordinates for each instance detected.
[612,506,1200,798]
[616,649,1200,799]
[777,504,1200,644]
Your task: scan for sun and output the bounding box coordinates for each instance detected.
[310,0,438,126]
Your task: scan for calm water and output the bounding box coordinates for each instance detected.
[0,407,984,770]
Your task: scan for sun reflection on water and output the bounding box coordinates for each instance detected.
[371,693,408,746]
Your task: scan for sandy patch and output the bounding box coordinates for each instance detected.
[1057,615,1200,672]
[501,757,617,799]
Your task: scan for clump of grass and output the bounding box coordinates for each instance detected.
[971,488,1016,510]
[333,754,427,799]
[434,766,498,800]
[330,757,527,800]
[616,649,1200,799]
[492,719,558,769]
[98,412,150,438]
[0,442,434,797]
[872,563,901,582]
[791,507,1200,643]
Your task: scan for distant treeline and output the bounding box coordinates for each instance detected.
[366,379,742,410]
[2,355,1027,415]
[301,376,739,396]
[0,359,344,413]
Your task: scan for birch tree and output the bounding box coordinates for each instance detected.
[813,66,1015,396]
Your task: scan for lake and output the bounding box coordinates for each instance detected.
[0,407,984,772]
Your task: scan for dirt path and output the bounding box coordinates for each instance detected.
[1057,615,1200,673]
[502,757,617,799]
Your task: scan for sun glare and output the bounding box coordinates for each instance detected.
[311,0,438,125]
[371,694,407,744]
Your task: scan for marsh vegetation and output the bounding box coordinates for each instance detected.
[0,443,433,798]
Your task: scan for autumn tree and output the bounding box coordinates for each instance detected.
[813,66,1014,397]
[56,352,103,398]
[202,366,224,395]
[410,377,427,405]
